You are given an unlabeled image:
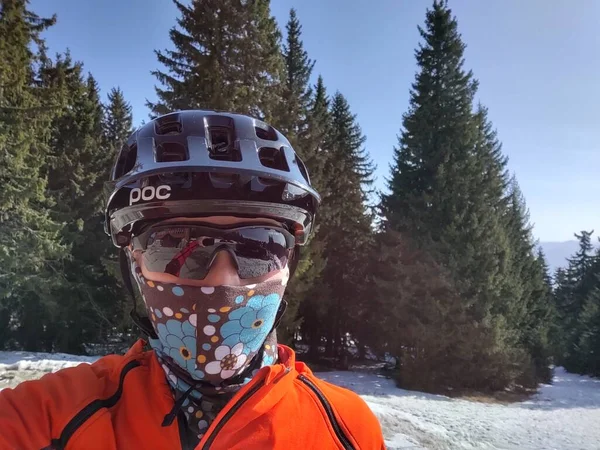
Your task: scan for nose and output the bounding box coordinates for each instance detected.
[203,250,241,286]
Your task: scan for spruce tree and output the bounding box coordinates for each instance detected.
[380,0,545,388]
[530,248,555,383]
[0,0,68,351]
[40,54,119,353]
[148,0,284,120]
[304,75,330,195]
[277,8,314,139]
[102,86,135,342]
[368,229,494,391]
[501,180,536,337]
[275,10,326,196]
[273,11,327,345]
[296,75,332,356]
[567,231,596,302]
[575,279,600,376]
[317,92,375,360]
[44,63,106,222]
[538,248,554,287]
[381,0,505,321]
[556,231,599,373]
[104,87,133,148]
[551,266,571,361]
[563,231,595,367]
[381,0,478,237]
[504,183,555,384]
[96,82,138,343]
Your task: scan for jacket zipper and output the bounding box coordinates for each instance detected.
[298,374,356,450]
[177,411,196,450]
[201,379,265,450]
[48,360,141,450]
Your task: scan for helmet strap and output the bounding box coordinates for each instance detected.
[288,246,301,279]
[119,248,158,339]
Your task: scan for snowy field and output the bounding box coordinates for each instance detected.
[2,352,600,450]
[319,368,600,450]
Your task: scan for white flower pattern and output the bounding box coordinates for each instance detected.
[204,343,247,379]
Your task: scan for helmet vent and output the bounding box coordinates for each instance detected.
[296,155,310,184]
[114,142,138,177]
[259,147,289,172]
[156,142,189,162]
[155,114,182,135]
[255,125,277,141]
[208,126,241,162]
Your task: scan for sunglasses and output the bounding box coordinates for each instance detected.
[131,224,295,280]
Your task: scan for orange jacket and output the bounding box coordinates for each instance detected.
[0,339,385,449]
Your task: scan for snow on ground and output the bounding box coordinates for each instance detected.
[2,351,600,450]
[0,350,99,389]
[318,367,600,450]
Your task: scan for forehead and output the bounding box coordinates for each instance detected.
[158,216,283,227]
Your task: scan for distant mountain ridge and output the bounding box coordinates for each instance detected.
[539,240,600,274]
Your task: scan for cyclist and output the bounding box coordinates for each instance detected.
[0,110,384,449]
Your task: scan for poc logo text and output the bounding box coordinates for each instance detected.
[129,185,172,205]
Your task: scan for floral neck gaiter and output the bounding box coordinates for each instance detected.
[131,263,286,441]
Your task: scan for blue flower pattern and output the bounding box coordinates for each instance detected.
[134,261,284,441]
[220,294,280,354]
[262,351,275,366]
[155,319,205,379]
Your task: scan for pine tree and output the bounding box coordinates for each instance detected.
[317,92,375,361]
[44,63,106,222]
[381,0,478,237]
[276,8,314,139]
[148,0,284,121]
[567,231,596,302]
[555,241,600,376]
[296,75,332,356]
[560,231,596,370]
[275,9,326,197]
[40,54,120,353]
[538,248,553,287]
[379,0,544,389]
[576,280,600,376]
[533,248,556,382]
[304,76,330,195]
[273,11,328,346]
[0,0,68,351]
[104,87,133,148]
[520,246,554,384]
[381,0,505,321]
[551,266,571,362]
[501,180,535,335]
[368,229,495,391]
[556,232,599,373]
[483,176,553,385]
[101,86,136,344]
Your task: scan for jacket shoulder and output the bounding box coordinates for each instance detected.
[296,363,385,450]
[0,341,153,450]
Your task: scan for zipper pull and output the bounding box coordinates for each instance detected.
[162,384,196,427]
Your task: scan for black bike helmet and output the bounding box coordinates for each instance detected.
[104,110,321,248]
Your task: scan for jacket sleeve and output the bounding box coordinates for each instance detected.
[0,376,56,449]
[0,358,114,450]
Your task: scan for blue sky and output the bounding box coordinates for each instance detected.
[30,0,599,242]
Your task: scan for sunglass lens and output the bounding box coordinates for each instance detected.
[138,226,292,280]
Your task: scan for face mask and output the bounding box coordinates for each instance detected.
[132,262,287,387]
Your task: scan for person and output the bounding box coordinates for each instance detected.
[0,110,385,449]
